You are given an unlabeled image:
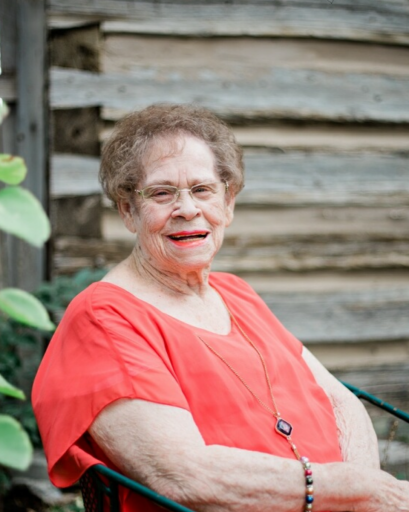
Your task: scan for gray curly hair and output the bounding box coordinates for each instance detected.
[99,103,244,208]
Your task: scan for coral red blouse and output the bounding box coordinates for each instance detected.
[32,273,342,511]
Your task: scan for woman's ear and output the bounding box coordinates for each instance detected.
[225,194,235,227]
[117,198,137,234]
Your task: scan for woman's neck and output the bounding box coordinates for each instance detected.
[129,246,212,298]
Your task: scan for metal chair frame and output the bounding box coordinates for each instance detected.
[80,383,409,512]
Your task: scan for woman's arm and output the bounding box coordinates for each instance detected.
[302,347,380,468]
[89,398,409,512]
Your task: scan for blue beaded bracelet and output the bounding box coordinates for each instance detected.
[300,456,314,512]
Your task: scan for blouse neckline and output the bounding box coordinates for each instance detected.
[92,279,235,337]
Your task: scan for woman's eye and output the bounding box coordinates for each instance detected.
[150,188,174,198]
[193,185,213,195]
[144,188,175,202]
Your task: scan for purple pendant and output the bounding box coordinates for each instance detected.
[275,418,293,437]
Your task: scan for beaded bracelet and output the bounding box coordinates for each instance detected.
[300,456,314,511]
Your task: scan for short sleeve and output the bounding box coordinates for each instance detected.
[32,283,189,487]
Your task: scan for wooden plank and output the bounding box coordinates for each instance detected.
[214,243,409,274]
[53,151,409,206]
[14,0,49,290]
[261,288,409,344]
[103,36,409,78]
[48,15,101,29]
[311,341,409,372]
[47,0,409,46]
[241,270,409,294]
[232,126,409,152]
[240,151,409,207]
[51,154,100,196]
[216,204,409,271]
[50,67,409,123]
[0,0,17,73]
[0,75,17,102]
[101,123,409,152]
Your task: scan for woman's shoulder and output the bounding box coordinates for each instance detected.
[65,281,142,315]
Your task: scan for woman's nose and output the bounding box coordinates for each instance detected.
[171,189,201,218]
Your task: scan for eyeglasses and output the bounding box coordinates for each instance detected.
[135,181,229,205]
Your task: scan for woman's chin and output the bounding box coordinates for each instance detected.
[163,240,217,271]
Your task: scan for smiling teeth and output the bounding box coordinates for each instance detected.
[170,233,207,240]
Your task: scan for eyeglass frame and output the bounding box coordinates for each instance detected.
[135,180,229,205]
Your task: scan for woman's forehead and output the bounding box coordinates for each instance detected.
[141,134,217,183]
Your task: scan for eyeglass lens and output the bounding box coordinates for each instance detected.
[138,182,227,205]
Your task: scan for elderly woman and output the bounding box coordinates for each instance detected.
[33,104,409,512]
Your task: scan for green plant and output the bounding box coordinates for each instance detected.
[0,268,107,457]
[0,98,54,474]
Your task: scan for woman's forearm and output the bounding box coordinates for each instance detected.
[89,399,409,512]
[160,443,409,512]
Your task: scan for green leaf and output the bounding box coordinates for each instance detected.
[0,374,25,400]
[0,186,50,246]
[0,154,27,185]
[0,99,9,124]
[0,415,33,470]
[0,288,55,331]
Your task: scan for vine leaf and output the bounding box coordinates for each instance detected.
[0,415,33,470]
[0,375,25,400]
[0,154,27,185]
[0,288,55,331]
[0,186,51,246]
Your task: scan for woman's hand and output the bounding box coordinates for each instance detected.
[313,462,409,512]
[363,470,409,512]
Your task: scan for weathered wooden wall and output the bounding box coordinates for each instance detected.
[47,0,409,408]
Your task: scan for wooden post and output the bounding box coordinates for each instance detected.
[0,0,49,291]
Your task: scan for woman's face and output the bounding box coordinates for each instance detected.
[120,134,235,275]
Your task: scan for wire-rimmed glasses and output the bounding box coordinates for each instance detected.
[135,181,229,206]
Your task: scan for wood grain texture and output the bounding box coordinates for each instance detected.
[50,66,409,123]
[310,340,409,371]
[241,151,409,207]
[51,154,100,196]
[51,151,409,207]
[101,122,409,152]
[260,288,409,343]
[232,125,409,152]
[102,36,409,78]
[47,0,409,45]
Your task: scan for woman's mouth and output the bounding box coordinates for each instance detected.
[167,231,209,245]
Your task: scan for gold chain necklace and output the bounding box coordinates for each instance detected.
[197,302,303,461]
